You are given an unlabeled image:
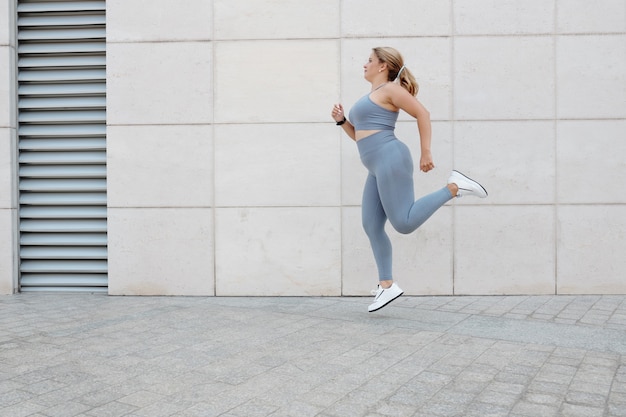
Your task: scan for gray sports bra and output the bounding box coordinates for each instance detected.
[348,94,399,131]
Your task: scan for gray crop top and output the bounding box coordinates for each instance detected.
[348,94,399,130]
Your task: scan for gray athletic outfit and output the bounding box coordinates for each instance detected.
[349,93,453,281]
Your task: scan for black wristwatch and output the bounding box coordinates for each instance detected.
[336,117,347,126]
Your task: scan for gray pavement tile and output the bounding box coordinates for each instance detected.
[523,392,562,407]
[540,363,579,376]
[0,388,35,408]
[609,402,626,417]
[565,391,609,408]
[130,400,191,417]
[84,400,138,417]
[512,400,560,416]
[419,400,467,417]
[476,389,520,407]
[20,378,67,395]
[464,402,512,417]
[452,315,626,354]
[322,400,371,417]
[174,402,220,417]
[374,402,417,417]
[533,371,576,385]
[41,401,92,417]
[485,380,525,395]
[0,379,25,394]
[526,380,569,396]
[0,400,46,417]
[569,380,612,396]
[278,400,326,417]
[560,403,605,417]
[117,390,167,408]
[74,388,129,408]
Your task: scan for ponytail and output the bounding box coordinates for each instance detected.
[393,65,419,97]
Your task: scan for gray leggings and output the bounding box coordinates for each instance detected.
[357,131,453,281]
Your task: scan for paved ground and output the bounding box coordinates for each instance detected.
[1,293,625,417]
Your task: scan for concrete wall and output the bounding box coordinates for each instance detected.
[2,0,625,296]
[0,0,17,294]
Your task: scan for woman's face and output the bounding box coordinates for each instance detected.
[363,52,384,82]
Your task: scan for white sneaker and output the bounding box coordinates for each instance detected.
[368,283,404,312]
[448,170,488,198]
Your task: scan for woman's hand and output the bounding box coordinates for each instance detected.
[332,103,356,141]
[420,151,434,173]
[332,104,345,122]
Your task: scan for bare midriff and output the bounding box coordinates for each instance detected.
[355,130,382,141]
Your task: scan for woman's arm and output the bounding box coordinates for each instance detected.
[341,120,356,141]
[388,85,434,172]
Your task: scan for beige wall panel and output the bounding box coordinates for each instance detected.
[0,45,14,128]
[215,207,341,296]
[557,0,626,33]
[454,206,555,295]
[342,0,451,37]
[454,0,554,35]
[342,206,453,296]
[455,37,554,120]
[557,205,626,294]
[214,40,338,123]
[0,208,16,294]
[108,208,213,296]
[0,128,15,209]
[215,0,339,40]
[557,120,626,204]
[454,121,555,205]
[0,0,14,294]
[107,125,213,208]
[0,0,10,46]
[214,123,340,207]
[107,42,212,125]
[557,35,626,119]
[107,0,212,42]
[341,38,452,121]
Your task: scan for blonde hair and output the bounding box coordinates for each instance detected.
[372,47,419,96]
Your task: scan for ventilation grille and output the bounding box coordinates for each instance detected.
[17,0,107,292]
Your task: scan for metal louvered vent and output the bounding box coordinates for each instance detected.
[17,0,107,292]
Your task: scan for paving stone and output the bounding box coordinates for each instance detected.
[526,380,569,396]
[419,400,467,417]
[511,400,560,416]
[486,381,525,395]
[464,402,511,417]
[41,401,93,417]
[523,392,563,407]
[608,402,626,417]
[0,400,45,417]
[84,401,138,417]
[560,403,605,417]
[565,391,609,407]
[476,390,520,407]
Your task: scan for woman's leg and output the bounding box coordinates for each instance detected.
[376,141,453,234]
[363,171,405,312]
[361,174,393,281]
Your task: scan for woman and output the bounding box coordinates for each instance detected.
[332,47,487,312]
